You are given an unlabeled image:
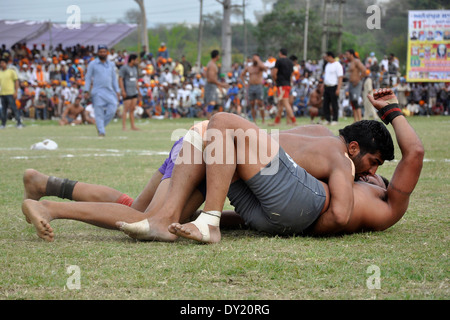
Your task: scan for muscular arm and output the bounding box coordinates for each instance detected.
[271,67,278,83]
[118,76,125,96]
[277,134,355,235]
[362,117,424,231]
[309,155,355,235]
[347,89,424,232]
[240,66,248,84]
[256,58,267,72]
[61,105,70,117]
[336,75,343,96]
[357,60,367,80]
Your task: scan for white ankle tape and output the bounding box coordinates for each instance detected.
[184,129,203,152]
[196,210,221,227]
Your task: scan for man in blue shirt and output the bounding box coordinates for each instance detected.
[84,45,120,136]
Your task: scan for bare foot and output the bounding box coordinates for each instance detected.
[22,199,55,242]
[131,127,140,131]
[23,169,48,201]
[168,221,221,244]
[116,219,177,242]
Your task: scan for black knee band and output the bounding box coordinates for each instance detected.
[46,176,78,200]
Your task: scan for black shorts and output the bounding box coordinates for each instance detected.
[124,94,138,101]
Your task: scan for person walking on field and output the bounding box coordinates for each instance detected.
[84,45,120,137]
[345,49,366,122]
[204,50,228,119]
[0,58,23,129]
[322,51,343,125]
[119,54,141,131]
[270,48,296,126]
[240,54,267,124]
[362,69,378,120]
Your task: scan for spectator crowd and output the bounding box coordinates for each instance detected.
[0,41,449,128]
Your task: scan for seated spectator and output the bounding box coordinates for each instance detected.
[157,42,169,59]
[59,96,84,125]
[34,91,50,120]
[307,80,324,123]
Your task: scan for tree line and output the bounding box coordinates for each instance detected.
[116,0,448,73]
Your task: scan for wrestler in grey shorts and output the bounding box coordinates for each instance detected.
[227,148,327,235]
[348,81,363,106]
[204,82,218,105]
[248,84,264,103]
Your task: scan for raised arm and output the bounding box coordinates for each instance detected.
[363,88,424,230]
[255,55,267,72]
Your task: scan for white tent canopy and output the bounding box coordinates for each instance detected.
[0,20,137,50]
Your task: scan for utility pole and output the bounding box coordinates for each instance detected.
[321,0,345,55]
[243,0,247,59]
[197,0,204,68]
[337,0,344,54]
[321,0,328,54]
[303,0,310,61]
[216,0,232,73]
[134,0,148,57]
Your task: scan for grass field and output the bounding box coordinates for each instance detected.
[0,115,448,301]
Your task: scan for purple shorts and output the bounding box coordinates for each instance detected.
[158,137,206,198]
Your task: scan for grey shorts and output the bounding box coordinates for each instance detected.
[204,83,218,105]
[227,148,326,235]
[248,84,263,102]
[348,81,362,103]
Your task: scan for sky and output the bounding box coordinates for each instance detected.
[0,0,273,25]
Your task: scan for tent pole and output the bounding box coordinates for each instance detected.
[49,20,52,53]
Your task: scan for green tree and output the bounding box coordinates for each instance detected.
[254,2,322,59]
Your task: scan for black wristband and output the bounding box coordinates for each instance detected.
[377,103,403,125]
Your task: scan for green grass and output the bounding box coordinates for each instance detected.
[0,115,448,300]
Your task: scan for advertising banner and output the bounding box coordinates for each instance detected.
[406,10,450,82]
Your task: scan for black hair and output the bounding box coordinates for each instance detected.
[211,50,220,59]
[280,48,288,56]
[326,51,335,58]
[339,120,394,161]
[128,54,138,62]
[347,49,356,57]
